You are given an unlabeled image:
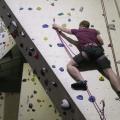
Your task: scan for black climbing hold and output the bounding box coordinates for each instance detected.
[22,78,27,82]
[30,47,35,52]
[52,81,58,87]
[28,7,33,10]
[49,44,52,47]
[20,43,23,48]
[32,109,36,112]
[28,51,32,56]
[41,67,48,76]
[7,13,11,18]
[29,103,33,109]
[33,90,37,94]
[52,65,56,68]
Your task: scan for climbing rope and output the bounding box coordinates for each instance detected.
[53,19,106,120]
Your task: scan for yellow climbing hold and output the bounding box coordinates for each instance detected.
[44,37,48,41]
[67,12,71,16]
[99,76,105,81]
[62,24,67,28]
[36,6,42,11]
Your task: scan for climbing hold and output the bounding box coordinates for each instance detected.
[68,18,71,22]
[88,96,96,102]
[31,77,35,82]
[44,37,48,41]
[42,24,49,28]
[28,7,33,10]
[79,6,84,12]
[71,8,75,11]
[62,24,67,28]
[22,78,27,82]
[36,6,42,11]
[91,25,94,28]
[76,95,83,100]
[7,13,11,18]
[29,47,35,52]
[32,109,36,112]
[108,24,116,30]
[57,43,64,47]
[108,43,112,47]
[33,90,37,94]
[51,3,55,6]
[112,20,115,22]
[67,12,71,16]
[33,51,39,59]
[52,81,58,87]
[41,67,48,76]
[59,67,64,72]
[99,76,105,81]
[29,103,33,109]
[19,7,24,10]
[61,99,71,109]
[49,44,52,47]
[28,51,32,56]
[52,65,56,68]
[58,13,64,16]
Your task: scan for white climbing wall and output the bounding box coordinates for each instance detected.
[103,0,120,73]
[0,0,120,120]
[18,63,61,120]
[0,17,15,59]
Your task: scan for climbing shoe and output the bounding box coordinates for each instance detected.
[71,80,87,90]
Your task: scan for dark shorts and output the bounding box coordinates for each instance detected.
[73,45,111,70]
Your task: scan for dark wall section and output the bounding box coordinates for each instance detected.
[0,45,26,92]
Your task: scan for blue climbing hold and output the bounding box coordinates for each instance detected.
[42,24,49,28]
[88,96,96,102]
[57,43,64,47]
[59,67,64,72]
[76,95,83,100]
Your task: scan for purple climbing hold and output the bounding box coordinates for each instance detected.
[59,67,64,72]
[76,95,83,100]
[57,43,64,47]
[88,96,96,102]
[42,24,49,28]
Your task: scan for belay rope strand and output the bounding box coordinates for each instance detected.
[53,19,106,120]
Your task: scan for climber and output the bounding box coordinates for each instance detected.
[53,20,120,98]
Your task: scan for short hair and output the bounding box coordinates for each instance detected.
[79,20,90,28]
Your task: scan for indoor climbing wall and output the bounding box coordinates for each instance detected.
[103,0,120,73]
[18,63,61,120]
[0,17,15,59]
[0,0,120,120]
